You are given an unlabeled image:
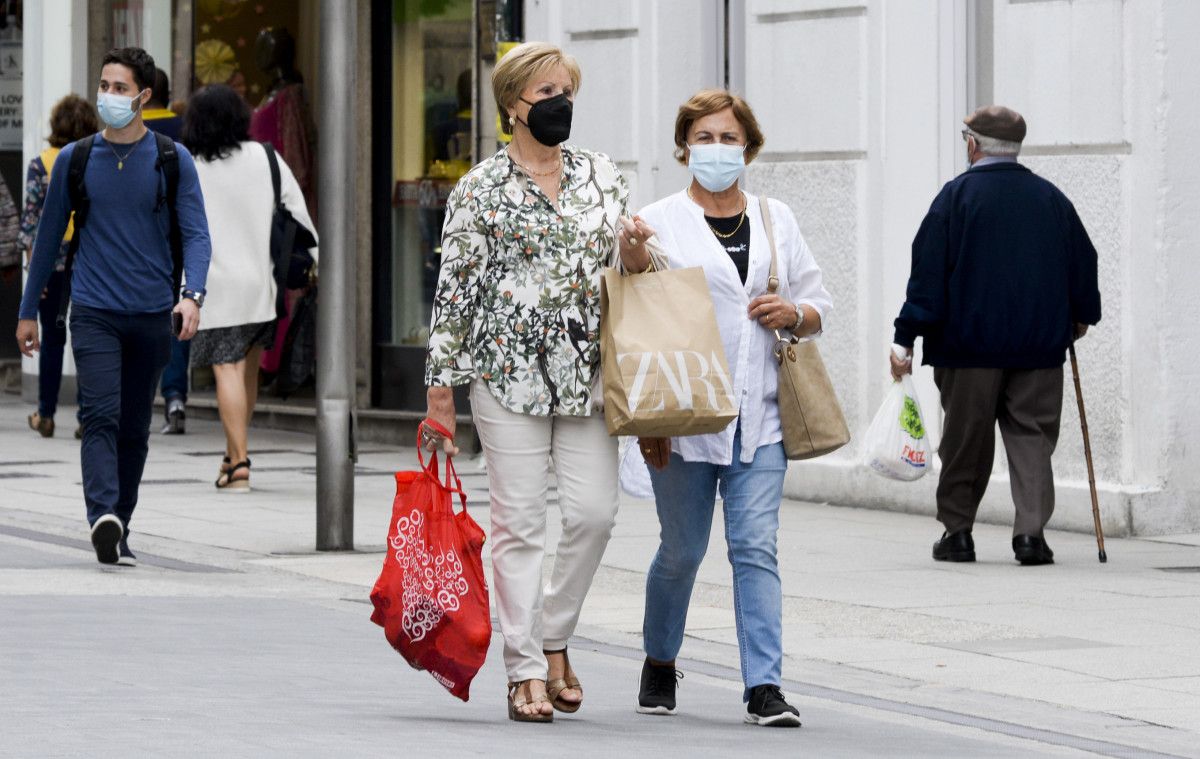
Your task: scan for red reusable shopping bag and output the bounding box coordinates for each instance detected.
[369,421,491,701]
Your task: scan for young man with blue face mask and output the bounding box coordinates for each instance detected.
[14,47,212,567]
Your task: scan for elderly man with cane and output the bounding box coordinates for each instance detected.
[890,105,1101,566]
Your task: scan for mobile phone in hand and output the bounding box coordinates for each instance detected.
[172,311,183,337]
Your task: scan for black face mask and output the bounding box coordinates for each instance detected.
[518,94,573,146]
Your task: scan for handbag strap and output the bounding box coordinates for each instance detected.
[760,196,781,295]
[608,218,668,273]
[758,196,797,345]
[415,419,468,511]
[263,142,282,209]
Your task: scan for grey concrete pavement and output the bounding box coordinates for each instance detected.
[2,394,1200,757]
[1,588,1096,758]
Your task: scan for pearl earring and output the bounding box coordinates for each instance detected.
[508,116,516,126]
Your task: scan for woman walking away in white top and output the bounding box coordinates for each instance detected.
[183,84,318,491]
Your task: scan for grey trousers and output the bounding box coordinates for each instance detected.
[933,366,1064,537]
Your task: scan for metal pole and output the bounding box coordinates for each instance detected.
[315,0,357,550]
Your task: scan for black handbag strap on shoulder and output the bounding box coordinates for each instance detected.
[56,131,183,328]
[263,141,282,208]
[262,141,305,319]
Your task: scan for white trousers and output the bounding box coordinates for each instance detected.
[470,381,619,683]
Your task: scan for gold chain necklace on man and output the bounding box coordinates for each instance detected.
[105,139,139,171]
[689,186,747,239]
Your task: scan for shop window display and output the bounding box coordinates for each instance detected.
[378,0,474,409]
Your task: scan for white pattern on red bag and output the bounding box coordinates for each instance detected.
[391,508,471,642]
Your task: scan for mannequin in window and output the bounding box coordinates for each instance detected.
[249,27,315,218]
[250,27,317,383]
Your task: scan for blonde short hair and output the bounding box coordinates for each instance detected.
[673,89,765,164]
[492,42,582,135]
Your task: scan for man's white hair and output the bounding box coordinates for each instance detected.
[968,130,1022,157]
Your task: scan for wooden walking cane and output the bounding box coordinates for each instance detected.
[1069,342,1107,563]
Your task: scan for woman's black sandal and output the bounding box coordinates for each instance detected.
[215,458,251,492]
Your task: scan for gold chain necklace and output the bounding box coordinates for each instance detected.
[510,145,563,178]
[105,139,140,170]
[689,187,747,239]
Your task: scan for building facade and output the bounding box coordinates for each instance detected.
[532,0,1200,537]
[16,0,1200,536]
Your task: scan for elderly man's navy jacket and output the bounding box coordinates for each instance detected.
[894,162,1101,368]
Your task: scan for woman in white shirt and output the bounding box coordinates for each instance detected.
[183,84,317,491]
[630,91,832,727]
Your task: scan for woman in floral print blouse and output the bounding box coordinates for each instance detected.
[424,42,654,723]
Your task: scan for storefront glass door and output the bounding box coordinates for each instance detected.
[376,0,476,410]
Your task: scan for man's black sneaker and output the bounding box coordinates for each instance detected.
[932,530,976,562]
[90,514,123,565]
[161,398,186,435]
[745,684,802,727]
[116,538,137,567]
[636,658,682,715]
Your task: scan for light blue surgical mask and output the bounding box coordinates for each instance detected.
[687,143,747,192]
[96,89,145,129]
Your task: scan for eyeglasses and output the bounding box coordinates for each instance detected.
[961,129,974,142]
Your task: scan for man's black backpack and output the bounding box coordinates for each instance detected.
[56,131,184,328]
[263,143,317,318]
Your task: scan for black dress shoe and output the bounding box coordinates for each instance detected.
[1013,535,1054,565]
[932,530,975,562]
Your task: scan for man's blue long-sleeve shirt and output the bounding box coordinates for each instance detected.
[18,130,211,320]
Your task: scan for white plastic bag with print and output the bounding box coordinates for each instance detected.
[863,374,931,482]
[618,437,656,500]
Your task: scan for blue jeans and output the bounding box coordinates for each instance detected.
[70,305,171,531]
[159,333,190,402]
[35,271,80,420]
[643,431,787,701]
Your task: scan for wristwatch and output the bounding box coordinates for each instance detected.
[788,303,805,333]
[181,289,205,308]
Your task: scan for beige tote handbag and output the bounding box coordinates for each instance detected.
[759,196,850,460]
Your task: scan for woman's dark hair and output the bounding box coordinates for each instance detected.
[48,94,99,148]
[182,84,252,162]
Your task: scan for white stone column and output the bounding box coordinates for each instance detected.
[20,0,89,400]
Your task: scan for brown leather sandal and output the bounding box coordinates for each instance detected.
[545,648,583,713]
[507,680,553,723]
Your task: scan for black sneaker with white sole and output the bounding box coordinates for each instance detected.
[745,685,802,727]
[636,659,682,715]
[90,514,124,565]
[117,538,137,567]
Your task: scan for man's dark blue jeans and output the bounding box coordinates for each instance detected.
[160,334,191,403]
[70,305,171,531]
